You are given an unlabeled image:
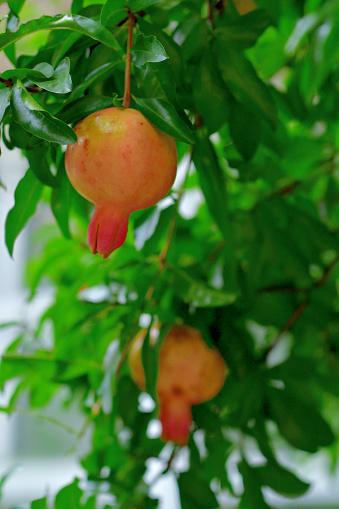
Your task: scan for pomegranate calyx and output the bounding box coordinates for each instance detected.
[88,206,129,258]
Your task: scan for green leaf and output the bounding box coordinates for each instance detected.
[192,46,230,134]
[247,26,289,80]
[229,99,261,160]
[63,58,121,106]
[11,81,77,145]
[131,34,168,68]
[51,32,83,67]
[181,19,209,63]
[238,460,271,509]
[255,461,310,498]
[133,97,194,144]
[101,0,127,27]
[134,205,162,250]
[1,65,53,80]
[217,46,278,129]
[34,62,55,78]
[0,465,19,501]
[129,0,162,11]
[138,18,183,84]
[8,0,25,16]
[8,119,42,149]
[215,9,272,50]
[5,169,43,257]
[0,14,122,54]
[58,96,114,124]
[267,386,335,452]
[316,373,339,399]
[192,132,232,241]
[51,161,72,239]
[33,58,72,94]
[170,266,237,307]
[31,497,48,509]
[285,12,320,55]
[135,60,177,103]
[178,471,219,509]
[26,145,58,187]
[54,478,82,509]
[0,88,10,122]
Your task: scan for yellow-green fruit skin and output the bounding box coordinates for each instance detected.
[65,107,177,257]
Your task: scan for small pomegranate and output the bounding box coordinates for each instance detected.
[65,107,177,258]
[128,324,227,446]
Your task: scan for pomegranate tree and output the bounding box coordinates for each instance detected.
[65,107,177,258]
[128,324,227,446]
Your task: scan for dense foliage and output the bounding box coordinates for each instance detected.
[0,0,339,507]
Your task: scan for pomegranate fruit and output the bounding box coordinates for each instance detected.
[128,324,227,446]
[65,107,177,258]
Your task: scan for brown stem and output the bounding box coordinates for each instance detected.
[263,255,339,360]
[208,0,215,30]
[159,151,193,265]
[123,12,135,109]
[0,76,41,93]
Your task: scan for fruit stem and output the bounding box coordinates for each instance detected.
[123,11,135,109]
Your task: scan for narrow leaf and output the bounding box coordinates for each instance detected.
[215,9,272,50]
[101,0,127,27]
[217,46,278,129]
[193,46,230,134]
[133,96,194,144]
[51,32,83,67]
[26,145,58,187]
[129,0,162,11]
[131,34,168,68]
[193,131,232,241]
[63,58,121,106]
[58,96,114,124]
[170,266,236,307]
[11,82,77,145]
[229,99,261,160]
[135,60,177,103]
[5,169,43,257]
[51,162,72,239]
[178,472,218,509]
[0,88,10,122]
[267,386,335,452]
[256,462,310,498]
[0,14,122,54]
[239,460,271,509]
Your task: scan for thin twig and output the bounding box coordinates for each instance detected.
[263,255,339,359]
[122,12,135,109]
[208,0,215,30]
[258,284,308,294]
[0,406,81,435]
[159,151,193,265]
[0,76,41,93]
[149,445,178,486]
[116,155,193,377]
